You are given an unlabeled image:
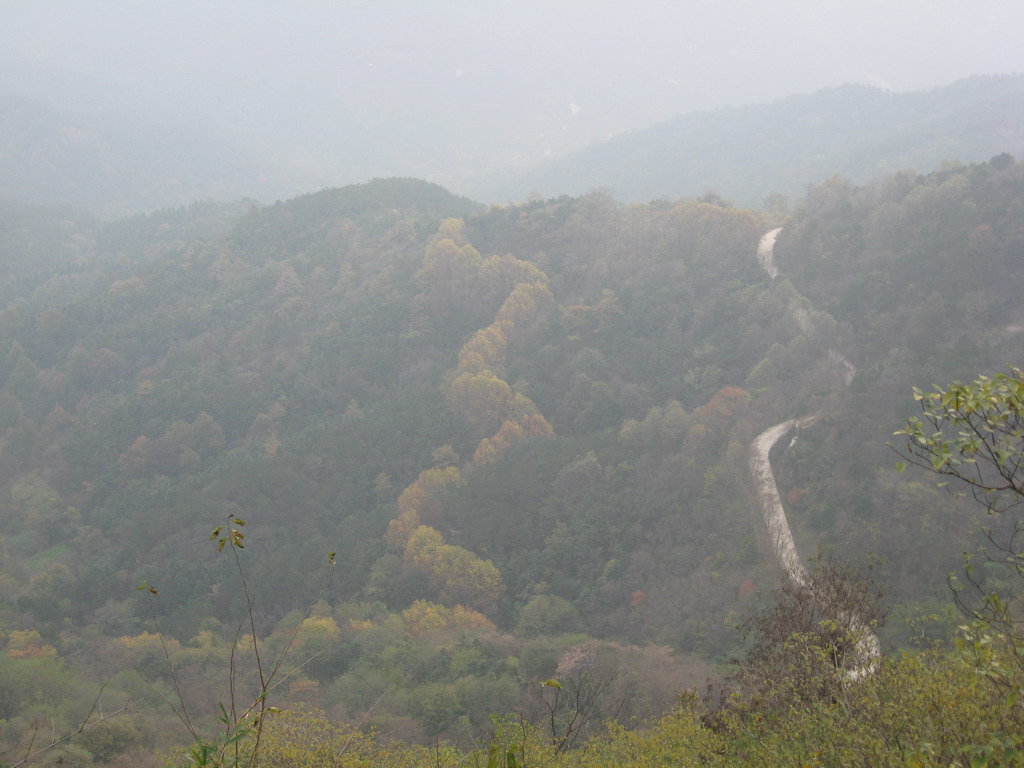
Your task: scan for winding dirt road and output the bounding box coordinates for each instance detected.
[755,226,782,279]
[749,416,812,587]
[749,228,879,674]
[751,228,813,586]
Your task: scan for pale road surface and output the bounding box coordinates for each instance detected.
[750,227,809,586]
[756,227,782,278]
[749,228,880,674]
[749,415,816,588]
[757,227,857,385]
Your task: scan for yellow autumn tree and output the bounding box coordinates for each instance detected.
[402,600,497,639]
[457,325,508,375]
[494,280,554,337]
[395,464,462,527]
[417,222,486,315]
[471,418,524,467]
[402,600,452,638]
[432,544,505,615]
[6,629,59,660]
[403,525,446,570]
[401,525,505,616]
[446,370,516,438]
[449,604,497,632]
[470,436,499,467]
[291,616,342,658]
[385,509,420,551]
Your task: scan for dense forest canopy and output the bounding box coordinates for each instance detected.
[0,154,1022,764]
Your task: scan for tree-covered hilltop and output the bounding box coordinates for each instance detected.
[0,163,1022,762]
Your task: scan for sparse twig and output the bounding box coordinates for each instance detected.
[142,514,338,767]
[9,692,144,768]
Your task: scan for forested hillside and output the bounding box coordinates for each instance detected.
[0,163,1023,764]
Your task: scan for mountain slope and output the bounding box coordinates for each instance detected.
[473,75,1024,206]
[0,94,311,218]
[0,168,1022,753]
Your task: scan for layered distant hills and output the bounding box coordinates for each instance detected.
[4,75,1024,218]
[472,75,1024,206]
[0,94,315,218]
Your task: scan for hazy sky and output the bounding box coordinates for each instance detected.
[3,0,1024,190]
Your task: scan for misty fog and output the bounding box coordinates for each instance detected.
[5,1,1024,764]
[4,0,1024,204]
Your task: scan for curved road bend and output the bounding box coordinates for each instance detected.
[749,228,880,674]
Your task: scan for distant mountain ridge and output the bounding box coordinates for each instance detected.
[470,74,1024,207]
[0,94,313,218]
[5,74,1024,218]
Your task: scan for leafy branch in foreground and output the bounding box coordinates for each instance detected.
[891,366,1024,516]
[890,367,1024,637]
